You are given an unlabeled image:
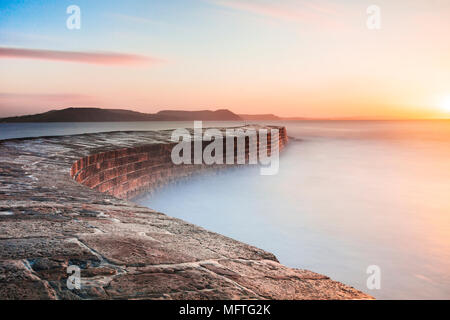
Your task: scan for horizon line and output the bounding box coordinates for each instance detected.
[0,106,449,121]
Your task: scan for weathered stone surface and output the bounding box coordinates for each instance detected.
[0,238,99,261]
[0,127,372,300]
[0,280,57,300]
[105,267,260,300]
[0,217,95,239]
[0,260,57,299]
[79,234,197,266]
[214,259,374,300]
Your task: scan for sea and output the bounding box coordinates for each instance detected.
[1,120,449,299]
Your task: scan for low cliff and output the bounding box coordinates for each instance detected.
[0,126,372,300]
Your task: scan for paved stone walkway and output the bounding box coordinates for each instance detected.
[0,128,373,299]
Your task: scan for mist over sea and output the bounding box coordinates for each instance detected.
[2,120,449,299]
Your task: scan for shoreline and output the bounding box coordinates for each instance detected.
[0,126,373,299]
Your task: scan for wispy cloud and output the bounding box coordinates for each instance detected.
[0,47,161,65]
[208,0,345,29]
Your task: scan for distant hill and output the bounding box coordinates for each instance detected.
[0,107,243,122]
[156,109,241,121]
[0,108,157,122]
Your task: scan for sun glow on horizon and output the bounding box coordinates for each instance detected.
[438,96,450,113]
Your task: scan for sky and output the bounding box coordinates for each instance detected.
[0,0,450,118]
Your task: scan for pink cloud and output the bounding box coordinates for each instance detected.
[0,47,160,65]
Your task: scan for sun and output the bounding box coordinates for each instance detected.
[438,96,450,113]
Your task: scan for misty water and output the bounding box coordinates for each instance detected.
[0,121,242,140]
[137,120,450,300]
[1,120,449,299]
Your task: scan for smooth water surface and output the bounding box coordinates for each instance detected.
[137,120,450,299]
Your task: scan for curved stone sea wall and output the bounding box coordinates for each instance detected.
[0,126,372,300]
[70,126,288,200]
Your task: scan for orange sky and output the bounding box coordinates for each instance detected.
[1,0,450,119]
